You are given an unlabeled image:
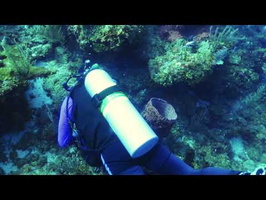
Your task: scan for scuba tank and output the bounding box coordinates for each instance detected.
[83,60,159,158]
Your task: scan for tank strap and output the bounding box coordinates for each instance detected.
[91,85,121,108]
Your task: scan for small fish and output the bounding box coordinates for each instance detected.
[185,41,195,47]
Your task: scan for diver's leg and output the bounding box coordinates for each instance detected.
[140,143,195,175]
[101,140,146,175]
[141,143,242,175]
[190,167,241,175]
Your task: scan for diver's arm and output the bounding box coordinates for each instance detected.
[57,96,74,147]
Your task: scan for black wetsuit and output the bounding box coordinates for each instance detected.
[67,82,241,175]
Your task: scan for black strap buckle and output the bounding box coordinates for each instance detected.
[62,74,83,91]
[91,85,121,108]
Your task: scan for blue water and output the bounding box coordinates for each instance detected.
[1,25,266,175]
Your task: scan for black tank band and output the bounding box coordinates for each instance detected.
[91,85,121,108]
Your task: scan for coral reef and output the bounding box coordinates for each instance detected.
[157,25,210,42]
[0,38,56,96]
[148,39,215,86]
[147,26,241,87]
[42,60,80,109]
[0,131,104,175]
[67,25,145,53]
[157,25,183,42]
[225,66,259,90]
[34,25,65,45]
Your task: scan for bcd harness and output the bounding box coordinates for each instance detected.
[62,61,121,171]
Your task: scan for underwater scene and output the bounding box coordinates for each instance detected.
[0,25,266,175]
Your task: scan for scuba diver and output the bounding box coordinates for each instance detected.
[57,60,266,175]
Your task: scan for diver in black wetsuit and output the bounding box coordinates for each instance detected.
[57,60,265,175]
